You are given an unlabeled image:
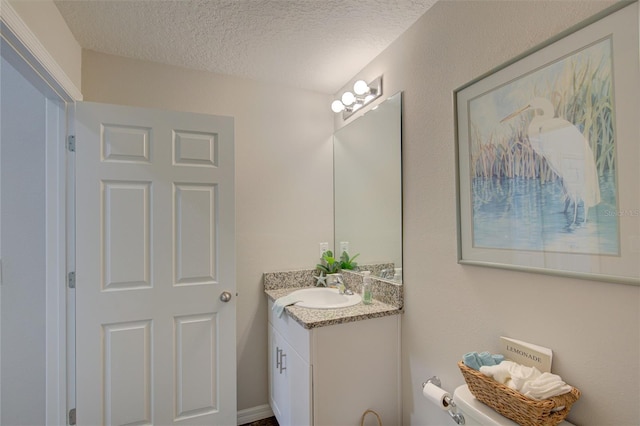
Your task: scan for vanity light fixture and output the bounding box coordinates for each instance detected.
[331,76,383,119]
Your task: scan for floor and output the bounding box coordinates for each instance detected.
[240,416,279,426]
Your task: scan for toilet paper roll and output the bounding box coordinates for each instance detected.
[422,382,452,410]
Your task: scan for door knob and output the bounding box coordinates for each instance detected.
[219,291,232,302]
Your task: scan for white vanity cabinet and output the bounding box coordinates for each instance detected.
[267,299,401,426]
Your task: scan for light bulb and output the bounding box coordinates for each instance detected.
[331,100,345,113]
[353,80,369,95]
[341,91,356,106]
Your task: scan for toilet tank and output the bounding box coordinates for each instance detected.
[453,385,574,426]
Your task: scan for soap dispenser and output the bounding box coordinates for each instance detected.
[362,271,373,305]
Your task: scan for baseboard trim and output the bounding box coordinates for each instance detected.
[237,404,274,425]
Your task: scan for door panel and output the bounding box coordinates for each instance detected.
[174,313,217,420]
[103,320,152,426]
[102,180,151,290]
[174,183,217,285]
[75,102,235,425]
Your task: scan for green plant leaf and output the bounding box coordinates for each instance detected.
[338,251,360,270]
[316,264,330,273]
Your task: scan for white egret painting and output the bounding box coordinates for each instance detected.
[468,37,619,255]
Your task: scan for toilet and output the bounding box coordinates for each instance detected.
[452,384,574,426]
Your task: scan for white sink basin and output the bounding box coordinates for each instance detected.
[289,287,362,309]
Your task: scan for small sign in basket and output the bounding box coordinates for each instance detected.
[458,362,581,426]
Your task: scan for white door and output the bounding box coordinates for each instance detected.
[75,102,235,425]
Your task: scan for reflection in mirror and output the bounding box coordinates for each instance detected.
[333,92,402,282]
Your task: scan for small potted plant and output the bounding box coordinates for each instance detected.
[316,250,359,286]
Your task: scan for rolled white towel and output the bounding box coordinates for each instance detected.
[481,361,570,400]
[509,364,542,390]
[521,372,572,400]
[480,360,516,384]
[480,361,541,387]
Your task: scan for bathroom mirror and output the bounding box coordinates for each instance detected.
[333,91,402,282]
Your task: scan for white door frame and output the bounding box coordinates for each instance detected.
[1,2,81,424]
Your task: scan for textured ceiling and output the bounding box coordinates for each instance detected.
[54,0,438,94]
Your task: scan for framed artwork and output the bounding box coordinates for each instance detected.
[455,3,639,285]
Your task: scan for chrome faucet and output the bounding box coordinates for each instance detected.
[336,274,346,294]
[328,273,345,294]
[330,275,354,295]
[380,269,394,279]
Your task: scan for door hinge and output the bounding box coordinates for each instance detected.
[68,408,76,425]
[67,135,76,152]
[68,271,76,289]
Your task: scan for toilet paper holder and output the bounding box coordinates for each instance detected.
[422,377,465,425]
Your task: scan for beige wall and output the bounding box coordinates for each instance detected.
[8,0,81,92]
[334,1,639,425]
[81,50,334,411]
[12,0,640,424]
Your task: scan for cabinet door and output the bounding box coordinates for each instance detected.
[269,324,289,426]
[268,324,312,426]
[287,342,312,426]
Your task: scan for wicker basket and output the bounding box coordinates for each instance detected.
[458,361,580,426]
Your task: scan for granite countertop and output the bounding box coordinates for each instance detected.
[265,286,402,329]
